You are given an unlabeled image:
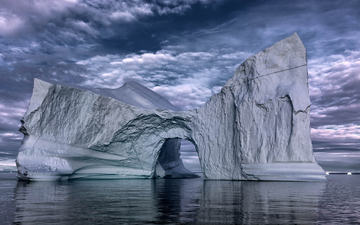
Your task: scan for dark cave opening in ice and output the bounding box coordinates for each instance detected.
[155,138,202,179]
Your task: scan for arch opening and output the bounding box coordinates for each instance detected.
[155,138,202,179]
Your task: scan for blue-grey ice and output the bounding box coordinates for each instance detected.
[16,33,325,181]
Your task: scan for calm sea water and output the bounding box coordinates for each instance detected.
[1,173,360,225]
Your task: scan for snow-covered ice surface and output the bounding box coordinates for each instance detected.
[16,33,325,181]
[94,80,179,111]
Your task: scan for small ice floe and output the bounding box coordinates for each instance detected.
[347,172,352,175]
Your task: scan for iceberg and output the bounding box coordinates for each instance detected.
[16,33,325,181]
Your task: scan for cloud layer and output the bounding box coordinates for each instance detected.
[1,0,360,161]
[76,49,249,109]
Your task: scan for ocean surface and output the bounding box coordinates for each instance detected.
[1,140,360,224]
[1,173,360,225]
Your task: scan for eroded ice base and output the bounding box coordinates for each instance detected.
[241,163,326,181]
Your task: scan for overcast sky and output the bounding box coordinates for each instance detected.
[1,0,360,164]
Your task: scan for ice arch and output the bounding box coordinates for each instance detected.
[16,33,326,181]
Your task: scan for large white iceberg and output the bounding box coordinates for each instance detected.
[16,33,325,181]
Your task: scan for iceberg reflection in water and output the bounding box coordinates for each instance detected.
[8,178,330,224]
[3,175,359,224]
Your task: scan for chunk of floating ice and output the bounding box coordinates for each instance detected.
[16,33,326,181]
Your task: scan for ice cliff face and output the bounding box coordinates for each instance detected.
[16,33,325,181]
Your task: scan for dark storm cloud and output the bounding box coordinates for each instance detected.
[308,50,360,140]
[0,0,225,52]
[161,0,360,57]
[1,0,360,157]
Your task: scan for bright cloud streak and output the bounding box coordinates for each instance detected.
[76,49,248,109]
